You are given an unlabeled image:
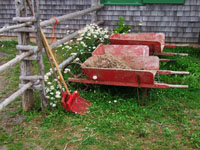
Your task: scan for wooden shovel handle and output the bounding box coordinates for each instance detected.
[40,28,70,95]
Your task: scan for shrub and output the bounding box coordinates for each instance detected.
[113,17,131,34]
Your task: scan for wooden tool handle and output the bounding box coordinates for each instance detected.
[40,28,70,95]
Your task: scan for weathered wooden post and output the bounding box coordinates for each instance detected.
[14,0,47,111]
[91,0,99,23]
[33,0,48,108]
[15,0,34,111]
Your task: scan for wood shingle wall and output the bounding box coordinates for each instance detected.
[0,0,199,43]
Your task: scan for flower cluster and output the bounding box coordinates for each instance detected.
[44,69,63,108]
[61,23,110,53]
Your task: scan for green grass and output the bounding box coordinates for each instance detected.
[0,41,200,150]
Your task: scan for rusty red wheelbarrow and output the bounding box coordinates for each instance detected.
[110,33,188,56]
[67,46,189,105]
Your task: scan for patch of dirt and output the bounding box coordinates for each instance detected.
[83,54,131,69]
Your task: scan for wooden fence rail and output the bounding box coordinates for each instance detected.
[0,49,38,73]
[0,82,32,111]
[40,5,103,27]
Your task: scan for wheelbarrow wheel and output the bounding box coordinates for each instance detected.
[62,62,88,90]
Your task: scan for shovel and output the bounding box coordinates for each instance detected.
[40,28,91,115]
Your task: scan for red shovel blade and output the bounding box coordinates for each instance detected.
[61,91,91,115]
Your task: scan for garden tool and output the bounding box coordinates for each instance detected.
[40,28,91,115]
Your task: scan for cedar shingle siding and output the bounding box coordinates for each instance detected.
[0,0,199,43]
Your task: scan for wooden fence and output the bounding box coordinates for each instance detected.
[0,0,103,111]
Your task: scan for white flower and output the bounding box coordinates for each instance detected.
[77,37,83,41]
[80,41,85,45]
[87,33,91,36]
[55,95,61,98]
[46,96,50,99]
[71,53,77,56]
[54,79,58,82]
[52,104,56,107]
[64,68,70,73]
[56,91,61,95]
[66,45,71,49]
[50,86,54,90]
[109,101,111,103]
[114,100,117,103]
[51,97,54,100]
[46,72,51,76]
[47,82,51,85]
[74,58,80,62]
[45,88,50,93]
[104,35,109,38]
[44,75,48,81]
[50,92,54,95]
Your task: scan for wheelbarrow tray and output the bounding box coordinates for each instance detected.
[92,44,149,57]
[110,33,165,54]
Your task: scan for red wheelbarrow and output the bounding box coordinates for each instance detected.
[110,33,188,56]
[67,49,189,105]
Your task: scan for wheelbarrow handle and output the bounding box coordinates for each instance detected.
[40,28,70,95]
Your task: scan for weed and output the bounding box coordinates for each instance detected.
[114,16,131,34]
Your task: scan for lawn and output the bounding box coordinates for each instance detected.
[0,40,200,150]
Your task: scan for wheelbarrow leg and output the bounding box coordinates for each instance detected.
[136,88,147,106]
[142,88,147,106]
[137,88,140,104]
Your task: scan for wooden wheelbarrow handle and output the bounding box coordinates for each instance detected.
[40,28,70,95]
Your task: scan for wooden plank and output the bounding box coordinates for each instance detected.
[0,22,32,33]
[13,16,36,22]
[19,83,42,90]
[16,45,38,51]
[23,55,38,60]
[14,26,36,32]
[20,75,43,80]
[0,82,32,112]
